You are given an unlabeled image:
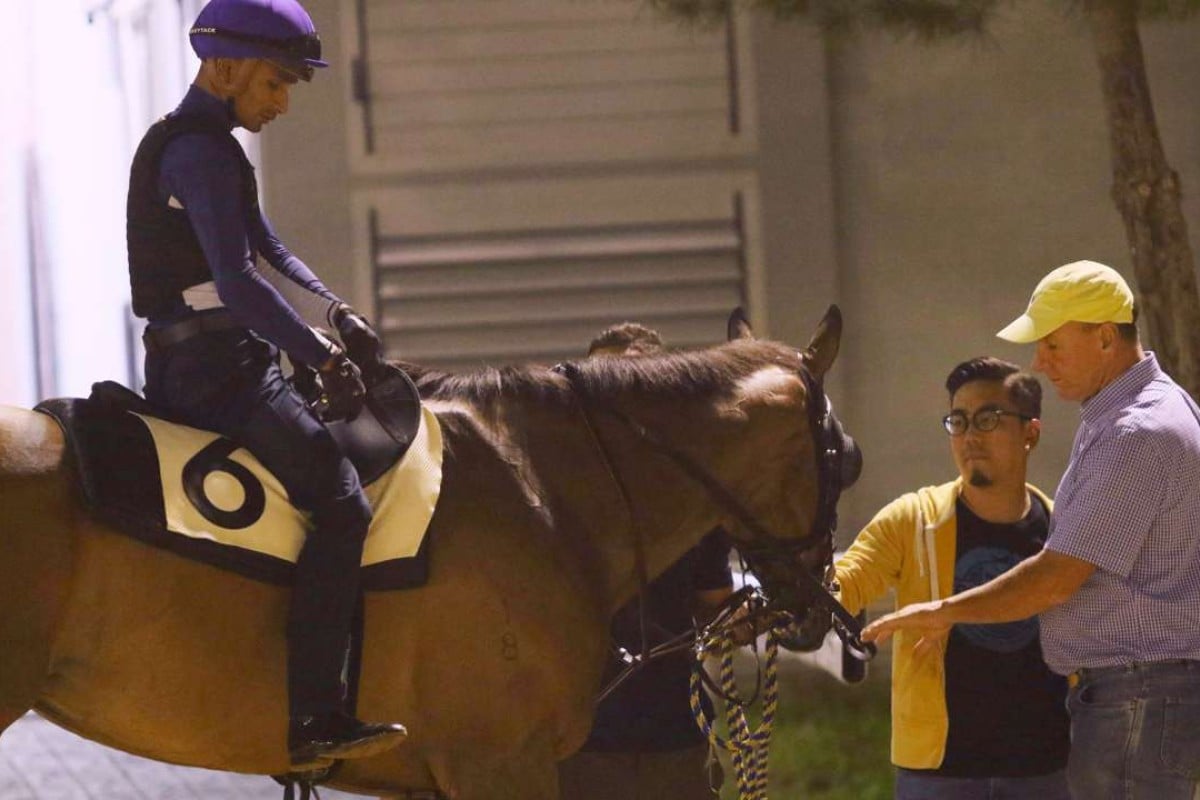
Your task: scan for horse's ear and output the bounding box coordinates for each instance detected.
[727,307,754,341]
[801,305,843,381]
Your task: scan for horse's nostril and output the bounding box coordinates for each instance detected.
[842,437,863,487]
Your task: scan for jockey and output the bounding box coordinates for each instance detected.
[126,0,406,768]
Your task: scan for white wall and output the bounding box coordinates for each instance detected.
[0,0,212,407]
[823,8,1200,531]
[0,2,39,406]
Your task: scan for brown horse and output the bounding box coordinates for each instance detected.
[0,307,857,799]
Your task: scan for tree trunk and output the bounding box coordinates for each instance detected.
[1086,0,1200,400]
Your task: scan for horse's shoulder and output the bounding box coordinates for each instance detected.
[0,405,66,476]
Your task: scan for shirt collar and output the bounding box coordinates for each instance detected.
[1080,351,1161,423]
[178,84,238,131]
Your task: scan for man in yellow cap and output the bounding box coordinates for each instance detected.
[860,261,1200,799]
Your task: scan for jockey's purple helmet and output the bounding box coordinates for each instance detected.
[189,0,328,81]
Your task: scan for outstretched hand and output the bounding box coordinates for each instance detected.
[861,601,952,657]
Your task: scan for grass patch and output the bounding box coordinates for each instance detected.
[715,659,894,799]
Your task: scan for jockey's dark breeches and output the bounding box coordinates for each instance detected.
[144,328,372,715]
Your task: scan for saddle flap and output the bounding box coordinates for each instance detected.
[364,364,421,448]
[329,364,421,485]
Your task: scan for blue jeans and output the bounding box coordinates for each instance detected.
[1066,659,1200,800]
[894,768,1070,799]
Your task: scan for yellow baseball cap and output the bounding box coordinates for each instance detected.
[996,260,1135,343]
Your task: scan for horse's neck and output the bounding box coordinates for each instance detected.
[490,397,728,616]
[589,484,726,617]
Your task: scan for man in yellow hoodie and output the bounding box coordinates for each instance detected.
[836,357,1069,799]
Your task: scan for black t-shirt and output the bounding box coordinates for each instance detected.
[931,495,1070,777]
[583,529,733,752]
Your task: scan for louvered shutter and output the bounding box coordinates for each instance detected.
[344,0,757,367]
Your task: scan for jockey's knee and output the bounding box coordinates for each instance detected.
[292,435,371,539]
[314,488,372,543]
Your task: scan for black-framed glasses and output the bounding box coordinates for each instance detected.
[942,408,1033,436]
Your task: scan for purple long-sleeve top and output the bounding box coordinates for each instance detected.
[157,85,339,366]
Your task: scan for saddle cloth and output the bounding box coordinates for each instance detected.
[37,394,443,590]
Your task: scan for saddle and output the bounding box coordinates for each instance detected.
[36,369,443,590]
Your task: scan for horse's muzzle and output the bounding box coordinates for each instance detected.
[779,607,834,652]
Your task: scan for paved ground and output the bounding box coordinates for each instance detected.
[0,714,364,800]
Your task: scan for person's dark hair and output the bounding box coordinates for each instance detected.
[945,356,1042,419]
[587,322,665,357]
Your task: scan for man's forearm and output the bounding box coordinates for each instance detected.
[939,548,1094,625]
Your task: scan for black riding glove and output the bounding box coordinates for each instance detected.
[333,303,384,378]
[316,347,366,423]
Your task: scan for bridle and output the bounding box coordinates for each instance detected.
[554,354,874,701]
[734,363,844,562]
[736,362,873,661]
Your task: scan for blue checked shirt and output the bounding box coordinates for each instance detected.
[1040,353,1200,675]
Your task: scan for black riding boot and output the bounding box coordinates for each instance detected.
[286,519,405,766]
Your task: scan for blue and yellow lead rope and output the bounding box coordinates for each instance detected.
[689,628,781,800]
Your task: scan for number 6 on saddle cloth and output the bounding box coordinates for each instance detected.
[34,368,442,592]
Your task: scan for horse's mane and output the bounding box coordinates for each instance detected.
[392,339,799,408]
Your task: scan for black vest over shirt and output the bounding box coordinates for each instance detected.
[127,111,259,320]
